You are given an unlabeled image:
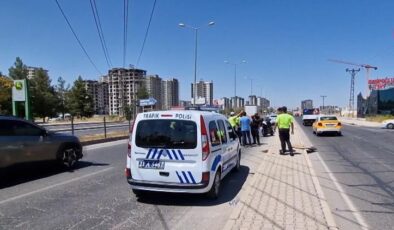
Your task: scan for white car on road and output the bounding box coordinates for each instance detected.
[381,119,394,129]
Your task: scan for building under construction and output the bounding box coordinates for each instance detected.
[357,77,394,117]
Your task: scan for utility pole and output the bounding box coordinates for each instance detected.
[320,95,327,112]
[346,68,360,117]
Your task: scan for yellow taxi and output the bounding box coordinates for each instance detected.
[312,115,342,136]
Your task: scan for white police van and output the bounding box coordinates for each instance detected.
[125,110,241,198]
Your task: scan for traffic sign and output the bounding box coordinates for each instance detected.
[139,98,157,107]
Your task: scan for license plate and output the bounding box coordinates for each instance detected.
[326,124,335,127]
[138,160,165,169]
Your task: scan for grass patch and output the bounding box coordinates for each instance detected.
[365,115,394,123]
[79,130,129,142]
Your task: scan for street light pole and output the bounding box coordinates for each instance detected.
[179,21,215,106]
[224,60,246,103]
[320,95,327,112]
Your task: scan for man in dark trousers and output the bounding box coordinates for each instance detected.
[274,107,294,156]
[251,113,262,145]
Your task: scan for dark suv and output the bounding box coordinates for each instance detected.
[0,116,83,170]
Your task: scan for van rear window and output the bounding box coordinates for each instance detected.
[135,119,197,149]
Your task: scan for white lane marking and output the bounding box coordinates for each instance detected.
[316,153,369,230]
[84,139,128,151]
[0,167,114,205]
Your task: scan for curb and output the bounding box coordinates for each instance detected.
[296,122,339,230]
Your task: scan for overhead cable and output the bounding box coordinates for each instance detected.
[54,0,102,75]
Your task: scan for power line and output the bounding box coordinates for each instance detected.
[54,0,102,75]
[136,0,157,67]
[89,0,112,68]
[123,0,129,68]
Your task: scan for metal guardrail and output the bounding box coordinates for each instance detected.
[38,117,132,137]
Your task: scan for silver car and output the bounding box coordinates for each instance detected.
[0,116,83,170]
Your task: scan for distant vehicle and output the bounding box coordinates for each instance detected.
[268,114,277,125]
[126,110,241,199]
[312,115,342,136]
[381,119,394,129]
[302,108,320,126]
[49,113,71,122]
[0,116,83,170]
[244,105,261,117]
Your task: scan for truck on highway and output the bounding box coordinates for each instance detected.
[302,108,320,126]
[244,105,262,116]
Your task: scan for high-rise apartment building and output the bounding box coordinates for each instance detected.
[191,80,213,105]
[83,79,109,115]
[108,68,146,116]
[231,96,245,108]
[162,78,179,110]
[248,95,257,106]
[218,97,231,110]
[257,97,270,109]
[301,99,313,111]
[27,66,48,79]
[145,75,162,110]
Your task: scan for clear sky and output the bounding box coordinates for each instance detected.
[1,0,394,109]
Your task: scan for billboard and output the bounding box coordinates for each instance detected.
[368,77,394,90]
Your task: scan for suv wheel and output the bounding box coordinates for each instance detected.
[387,123,394,129]
[61,147,78,169]
[207,170,221,199]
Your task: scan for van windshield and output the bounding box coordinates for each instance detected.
[135,119,197,149]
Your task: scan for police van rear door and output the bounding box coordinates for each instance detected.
[131,112,202,184]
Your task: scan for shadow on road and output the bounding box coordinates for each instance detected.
[137,165,250,206]
[0,161,109,189]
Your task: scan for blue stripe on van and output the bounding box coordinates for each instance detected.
[176,171,184,183]
[178,150,185,160]
[188,171,196,184]
[156,149,163,159]
[181,171,190,183]
[166,149,173,160]
[151,149,158,159]
[211,155,222,171]
[172,150,179,160]
[146,149,152,159]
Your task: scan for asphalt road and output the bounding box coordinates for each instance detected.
[0,136,269,229]
[297,118,394,230]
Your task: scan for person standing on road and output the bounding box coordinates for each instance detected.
[239,112,252,146]
[228,111,242,143]
[274,106,294,156]
[251,113,262,145]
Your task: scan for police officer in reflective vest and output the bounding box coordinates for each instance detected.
[274,106,294,156]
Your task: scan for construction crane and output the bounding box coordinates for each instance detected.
[328,59,378,97]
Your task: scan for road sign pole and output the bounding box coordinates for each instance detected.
[24,79,32,121]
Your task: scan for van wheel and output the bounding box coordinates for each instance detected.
[207,171,221,199]
[234,151,241,172]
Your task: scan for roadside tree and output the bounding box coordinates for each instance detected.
[67,76,94,118]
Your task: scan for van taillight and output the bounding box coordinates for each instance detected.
[129,121,135,133]
[127,121,134,157]
[200,115,210,161]
[125,168,131,178]
[127,142,131,157]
